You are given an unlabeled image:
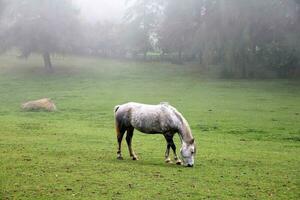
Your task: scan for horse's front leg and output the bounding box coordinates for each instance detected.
[164,133,182,165]
[165,143,172,163]
[126,127,138,160]
[170,141,182,165]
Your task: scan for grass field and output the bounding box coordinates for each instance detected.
[0,54,299,199]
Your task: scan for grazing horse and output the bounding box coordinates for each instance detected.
[114,102,196,167]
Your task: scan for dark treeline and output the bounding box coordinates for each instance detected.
[0,0,299,78]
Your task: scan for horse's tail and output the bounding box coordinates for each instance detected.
[114,105,120,113]
[114,105,121,138]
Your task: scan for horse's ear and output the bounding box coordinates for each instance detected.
[190,138,194,144]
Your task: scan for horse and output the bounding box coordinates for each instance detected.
[114,102,196,167]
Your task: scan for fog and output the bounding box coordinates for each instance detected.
[0,0,299,78]
[74,0,127,22]
[0,1,299,198]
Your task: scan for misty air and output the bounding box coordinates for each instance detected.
[0,0,299,199]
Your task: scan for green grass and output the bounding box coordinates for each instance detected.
[0,54,299,199]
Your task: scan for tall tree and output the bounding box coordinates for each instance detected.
[158,0,198,63]
[0,0,4,15]
[83,21,126,58]
[1,0,81,72]
[124,0,162,60]
[0,0,8,53]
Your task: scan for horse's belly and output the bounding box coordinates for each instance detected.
[133,122,162,134]
[134,124,163,134]
[136,128,162,134]
[131,115,164,134]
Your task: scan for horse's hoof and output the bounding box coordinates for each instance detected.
[117,156,123,160]
[132,157,138,160]
[165,159,172,164]
[176,160,182,165]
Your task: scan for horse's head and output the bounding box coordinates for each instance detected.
[180,138,196,167]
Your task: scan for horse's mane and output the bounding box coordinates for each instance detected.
[160,102,169,106]
[161,103,194,143]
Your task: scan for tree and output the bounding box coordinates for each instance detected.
[124,0,162,60]
[1,0,81,72]
[157,0,198,63]
[156,0,299,78]
[137,0,297,77]
[0,0,8,53]
[82,21,126,58]
[0,0,4,15]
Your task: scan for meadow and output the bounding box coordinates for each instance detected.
[0,54,299,199]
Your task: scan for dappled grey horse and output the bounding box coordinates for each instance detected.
[114,102,196,167]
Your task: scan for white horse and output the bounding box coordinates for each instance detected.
[114,102,196,167]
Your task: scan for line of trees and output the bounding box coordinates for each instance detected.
[126,0,300,78]
[0,0,299,78]
[0,0,81,72]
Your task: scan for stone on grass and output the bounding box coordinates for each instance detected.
[21,98,57,112]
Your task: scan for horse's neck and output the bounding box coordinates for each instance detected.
[177,115,193,143]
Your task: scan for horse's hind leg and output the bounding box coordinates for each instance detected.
[116,122,126,160]
[126,127,138,160]
[163,134,172,163]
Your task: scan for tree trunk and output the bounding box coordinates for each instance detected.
[241,63,247,78]
[176,49,183,64]
[178,50,182,62]
[42,52,53,72]
[143,51,147,61]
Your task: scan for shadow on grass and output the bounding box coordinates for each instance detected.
[109,157,186,169]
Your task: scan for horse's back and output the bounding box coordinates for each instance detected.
[114,102,180,133]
